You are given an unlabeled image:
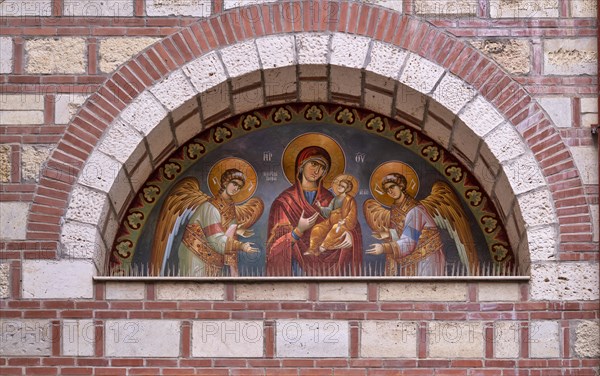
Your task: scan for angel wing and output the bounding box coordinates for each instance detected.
[235,197,264,229]
[420,181,479,275]
[363,198,391,233]
[150,177,210,276]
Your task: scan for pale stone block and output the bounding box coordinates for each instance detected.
[502,153,546,195]
[22,260,95,299]
[330,65,362,99]
[65,184,109,227]
[62,320,95,357]
[361,321,418,358]
[0,0,52,16]
[192,321,263,357]
[64,0,134,17]
[0,263,9,299]
[571,0,597,17]
[493,171,516,217]
[0,319,51,356]
[25,38,86,74]
[264,66,297,102]
[537,97,572,128]
[423,111,452,148]
[478,283,520,301]
[55,93,88,125]
[544,38,597,76]
[60,220,104,260]
[470,39,531,75]
[450,118,480,163]
[106,282,145,300]
[0,145,11,183]
[415,0,478,15]
[364,88,394,118]
[120,91,168,137]
[236,283,308,301]
[330,34,370,69]
[580,97,598,113]
[99,37,159,73]
[516,189,556,228]
[530,320,560,358]
[79,150,131,213]
[367,41,408,80]
[371,0,404,12]
[396,84,427,121]
[257,35,296,69]
[0,37,13,73]
[459,96,505,137]
[105,320,181,357]
[150,69,197,111]
[183,52,228,93]
[432,73,476,114]
[379,282,467,301]
[582,113,598,128]
[530,262,599,301]
[224,0,278,9]
[490,0,559,18]
[101,208,119,255]
[494,321,520,358]
[99,119,145,168]
[473,155,499,196]
[146,118,174,165]
[399,53,445,94]
[0,202,28,240]
[221,40,260,78]
[428,321,484,358]
[129,154,153,193]
[21,144,51,182]
[319,283,368,301]
[591,205,599,242]
[530,263,559,300]
[0,111,44,125]
[483,122,526,163]
[573,320,600,358]
[296,33,330,65]
[276,320,349,358]
[3,93,45,110]
[300,80,328,102]
[233,87,264,115]
[527,225,558,261]
[157,283,225,300]
[570,146,599,184]
[146,0,211,16]
[174,112,202,146]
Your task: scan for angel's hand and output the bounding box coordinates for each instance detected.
[236,228,254,238]
[366,243,384,255]
[241,242,259,254]
[372,228,390,240]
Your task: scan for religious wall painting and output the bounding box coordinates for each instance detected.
[109,104,515,277]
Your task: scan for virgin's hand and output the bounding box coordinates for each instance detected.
[337,231,352,249]
[366,243,384,255]
[241,242,259,253]
[297,210,319,233]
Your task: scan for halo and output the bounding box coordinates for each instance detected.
[369,161,420,207]
[207,157,258,204]
[282,133,345,189]
[331,174,359,197]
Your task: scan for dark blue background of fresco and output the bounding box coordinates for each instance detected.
[133,122,491,276]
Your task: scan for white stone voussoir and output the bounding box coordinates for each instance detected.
[366,41,408,80]
[60,221,104,261]
[220,40,260,78]
[432,72,477,114]
[296,33,330,65]
[483,122,527,163]
[527,225,558,261]
[459,95,505,137]
[399,53,445,94]
[98,119,146,169]
[65,184,110,227]
[503,153,546,195]
[516,189,557,228]
[257,35,296,69]
[330,34,371,69]
[150,69,197,111]
[119,91,169,137]
[183,52,228,93]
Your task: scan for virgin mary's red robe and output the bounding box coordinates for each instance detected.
[266,181,363,276]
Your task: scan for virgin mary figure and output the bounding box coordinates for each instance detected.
[266,133,363,276]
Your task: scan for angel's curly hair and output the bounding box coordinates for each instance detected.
[381,173,407,192]
[220,168,246,191]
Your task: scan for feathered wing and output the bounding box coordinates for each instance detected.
[149,177,210,275]
[235,198,264,229]
[420,181,479,275]
[363,199,391,233]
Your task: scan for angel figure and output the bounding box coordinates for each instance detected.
[364,162,478,276]
[150,159,264,277]
[305,174,359,256]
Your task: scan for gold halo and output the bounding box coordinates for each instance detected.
[282,133,345,189]
[369,161,420,207]
[331,174,359,197]
[208,157,258,204]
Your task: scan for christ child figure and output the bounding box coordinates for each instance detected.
[305,174,359,255]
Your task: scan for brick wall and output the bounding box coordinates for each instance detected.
[0,0,598,374]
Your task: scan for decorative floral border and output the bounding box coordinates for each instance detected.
[109,103,513,275]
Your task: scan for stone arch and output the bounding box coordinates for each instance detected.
[28,2,590,282]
